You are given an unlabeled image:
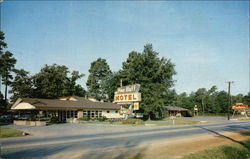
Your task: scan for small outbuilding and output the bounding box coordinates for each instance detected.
[164,106,191,117]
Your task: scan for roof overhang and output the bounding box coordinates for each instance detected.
[11,102,36,110]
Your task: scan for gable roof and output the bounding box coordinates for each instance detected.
[11,97,120,110]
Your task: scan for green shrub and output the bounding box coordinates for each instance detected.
[135,119,145,125]
[122,119,144,125]
[97,116,107,122]
[108,118,123,123]
[79,116,90,121]
[108,118,144,125]
[37,117,50,121]
[50,116,59,123]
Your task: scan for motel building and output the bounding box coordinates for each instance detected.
[11,96,123,124]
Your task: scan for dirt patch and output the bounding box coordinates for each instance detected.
[136,131,250,159]
[47,131,250,159]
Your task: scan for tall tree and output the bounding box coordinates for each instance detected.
[120,44,176,119]
[176,92,192,110]
[194,88,207,114]
[86,58,112,99]
[101,72,121,100]
[64,71,84,96]
[0,92,5,111]
[9,69,33,102]
[216,90,228,113]
[206,86,220,113]
[0,51,16,104]
[33,64,84,98]
[164,89,177,106]
[243,92,250,106]
[74,84,86,97]
[0,32,7,52]
[0,31,7,103]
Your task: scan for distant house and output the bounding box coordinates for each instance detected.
[164,106,191,117]
[11,96,123,122]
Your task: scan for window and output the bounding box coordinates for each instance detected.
[74,111,77,118]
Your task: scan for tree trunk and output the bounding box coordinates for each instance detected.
[4,76,7,106]
[0,76,1,93]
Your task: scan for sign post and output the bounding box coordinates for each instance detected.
[114,84,141,119]
[194,105,198,116]
[170,116,176,125]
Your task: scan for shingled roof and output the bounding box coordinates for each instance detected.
[11,97,120,110]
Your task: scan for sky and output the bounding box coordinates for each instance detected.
[1,1,249,95]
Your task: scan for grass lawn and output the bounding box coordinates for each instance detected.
[145,118,199,126]
[0,127,24,138]
[237,118,250,121]
[79,118,199,126]
[182,139,250,159]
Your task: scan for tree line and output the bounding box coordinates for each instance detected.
[0,31,249,118]
[175,86,250,114]
[0,32,85,110]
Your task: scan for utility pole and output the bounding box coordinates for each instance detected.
[227,81,234,120]
[120,79,123,87]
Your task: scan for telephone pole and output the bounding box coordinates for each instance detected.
[227,81,234,120]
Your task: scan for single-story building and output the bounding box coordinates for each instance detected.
[11,96,123,122]
[164,106,191,117]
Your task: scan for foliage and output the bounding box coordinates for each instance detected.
[9,64,85,101]
[101,72,121,100]
[176,92,193,110]
[243,92,250,106]
[176,86,249,115]
[9,69,33,102]
[32,64,85,99]
[108,118,123,123]
[0,92,5,110]
[79,116,107,122]
[97,116,107,122]
[108,118,144,125]
[0,32,13,108]
[0,32,7,52]
[120,44,176,119]
[79,116,90,121]
[0,51,17,104]
[121,119,144,125]
[49,116,60,123]
[86,58,112,99]
[182,139,250,159]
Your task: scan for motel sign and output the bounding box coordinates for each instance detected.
[114,93,141,103]
[114,84,141,103]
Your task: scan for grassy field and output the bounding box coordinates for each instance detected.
[182,139,250,159]
[0,127,24,138]
[144,118,200,126]
[79,118,200,126]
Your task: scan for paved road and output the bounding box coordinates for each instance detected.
[1,121,250,159]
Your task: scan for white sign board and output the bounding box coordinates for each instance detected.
[114,92,141,103]
[117,84,140,93]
